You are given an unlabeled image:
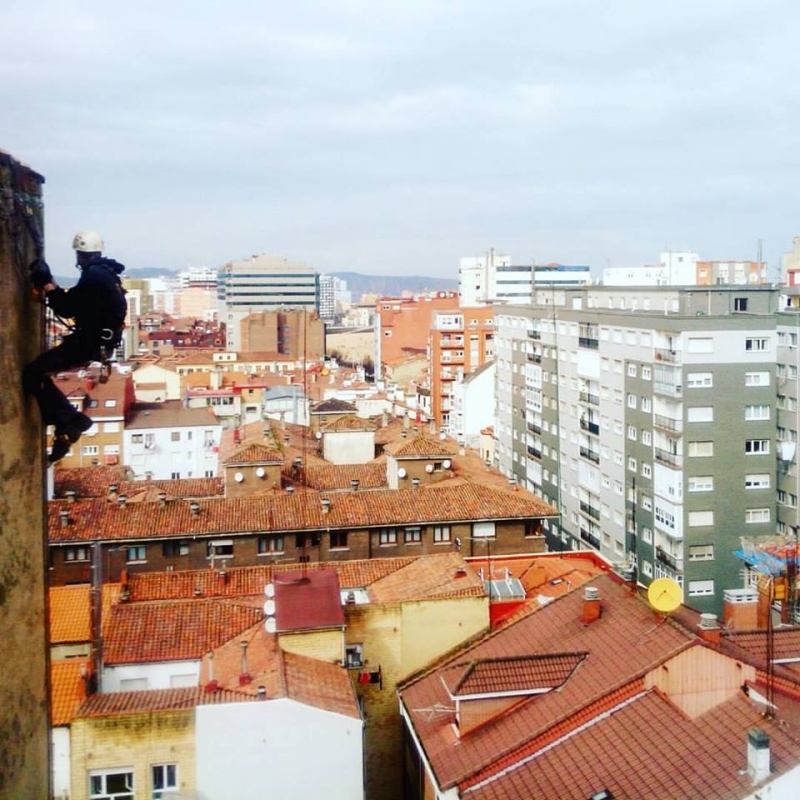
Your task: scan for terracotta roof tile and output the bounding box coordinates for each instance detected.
[368,553,485,603]
[103,599,264,664]
[321,414,377,432]
[283,650,362,719]
[311,398,357,413]
[50,659,90,726]
[49,585,91,644]
[384,435,458,458]
[75,686,251,718]
[294,463,387,491]
[273,570,345,632]
[54,466,131,498]
[48,484,557,544]
[223,444,285,465]
[126,400,219,429]
[443,653,588,697]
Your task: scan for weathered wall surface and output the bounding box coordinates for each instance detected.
[0,150,50,798]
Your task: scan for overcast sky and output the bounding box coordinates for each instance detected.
[3,1,800,279]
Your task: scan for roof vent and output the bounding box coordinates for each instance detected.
[582,586,601,625]
[189,501,201,518]
[286,485,295,494]
[117,494,128,508]
[108,484,119,500]
[157,491,167,507]
[697,612,722,644]
[257,685,267,699]
[321,497,331,514]
[59,509,70,527]
[747,728,770,784]
[64,489,77,504]
[584,586,600,601]
[345,591,356,605]
[412,478,420,489]
[699,612,719,630]
[350,479,360,492]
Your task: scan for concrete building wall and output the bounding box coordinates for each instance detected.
[196,699,363,800]
[70,709,195,800]
[323,429,375,464]
[0,151,50,798]
[102,660,200,693]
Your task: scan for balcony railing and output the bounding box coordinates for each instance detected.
[527,445,542,460]
[527,330,541,339]
[580,418,600,435]
[653,381,682,399]
[654,447,682,469]
[579,446,600,464]
[579,392,600,406]
[656,547,684,572]
[527,352,542,363]
[527,422,542,434]
[579,501,601,520]
[653,414,683,434]
[578,336,599,350]
[654,348,679,363]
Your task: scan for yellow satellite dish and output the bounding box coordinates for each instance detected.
[647,577,682,614]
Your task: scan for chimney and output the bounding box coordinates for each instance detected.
[205,651,218,693]
[412,478,420,489]
[59,509,70,527]
[189,501,200,518]
[257,685,267,699]
[747,728,770,784]
[581,586,601,624]
[723,588,758,631]
[239,641,251,686]
[321,497,331,514]
[286,485,294,494]
[697,613,721,645]
[119,568,130,602]
[108,484,119,502]
[64,489,77,504]
[117,494,128,509]
[350,479,360,492]
[157,491,167,507]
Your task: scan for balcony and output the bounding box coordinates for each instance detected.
[579,391,600,407]
[579,446,600,464]
[653,414,683,434]
[439,337,464,348]
[527,330,541,340]
[653,381,682,399]
[654,447,682,469]
[579,501,601,521]
[580,528,601,549]
[527,445,542,460]
[580,418,600,435]
[656,546,684,573]
[578,335,599,350]
[654,348,679,363]
[527,422,542,435]
[527,352,542,363]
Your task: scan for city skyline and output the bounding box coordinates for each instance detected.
[3,2,800,278]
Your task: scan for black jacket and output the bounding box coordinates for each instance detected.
[47,256,127,339]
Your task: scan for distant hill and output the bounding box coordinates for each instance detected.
[52,269,457,297]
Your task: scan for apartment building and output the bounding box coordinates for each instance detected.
[218,255,318,352]
[495,285,786,613]
[429,306,495,433]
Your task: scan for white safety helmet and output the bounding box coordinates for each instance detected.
[72,230,104,253]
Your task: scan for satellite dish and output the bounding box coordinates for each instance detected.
[265,617,277,634]
[397,468,407,479]
[255,467,266,478]
[647,578,682,613]
[234,472,244,483]
[443,459,452,470]
[264,599,276,616]
[425,464,434,473]
[264,583,275,597]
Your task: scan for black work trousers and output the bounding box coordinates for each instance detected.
[23,333,101,429]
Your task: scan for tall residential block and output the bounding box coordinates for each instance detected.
[0,150,50,797]
[218,255,318,352]
[495,284,787,614]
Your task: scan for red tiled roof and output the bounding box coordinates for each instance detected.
[283,650,361,719]
[49,585,91,644]
[442,653,588,698]
[48,484,558,544]
[54,472,224,501]
[50,659,90,726]
[54,466,131,499]
[223,444,285,465]
[311,398,356,414]
[384,435,458,458]
[399,574,694,790]
[726,628,800,663]
[321,414,376,432]
[295,463,387,491]
[103,599,264,664]
[75,686,252,718]
[368,553,485,603]
[273,570,345,632]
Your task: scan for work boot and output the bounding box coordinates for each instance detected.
[48,414,93,464]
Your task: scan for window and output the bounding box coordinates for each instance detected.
[641,463,652,478]
[641,396,652,413]
[82,444,99,456]
[745,508,770,524]
[745,371,769,386]
[628,457,637,472]
[689,545,715,562]
[207,540,233,558]
[687,372,713,388]
[126,546,146,563]
[152,764,177,798]
[745,474,770,489]
[258,536,284,554]
[404,527,422,544]
[131,434,143,444]
[628,364,637,377]
[65,546,90,562]
[433,525,451,543]
[641,496,653,511]
[330,531,348,549]
[746,337,769,352]
[295,532,320,549]
[379,528,397,546]
[473,521,496,538]
[688,579,715,597]
[687,407,714,423]
[745,404,770,421]
[345,643,363,668]
[641,366,651,380]
[688,476,714,492]
[103,399,118,408]
[745,439,770,454]
[688,441,714,457]
[688,511,714,526]
[734,298,748,311]
[162,540,189,557]
[171,431,181,442]
[627,425,637,441]
[627,394,637,409]
[90,769,133,799]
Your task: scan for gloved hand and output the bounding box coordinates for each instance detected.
[29,258,53,289]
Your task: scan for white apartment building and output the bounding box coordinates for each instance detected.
[495,285,785,614]
[123,402,222,480]
[218,255,318,351]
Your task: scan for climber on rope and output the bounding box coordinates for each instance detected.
[24,230,127,464]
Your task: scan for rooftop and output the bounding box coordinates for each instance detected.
[126,400,220,429]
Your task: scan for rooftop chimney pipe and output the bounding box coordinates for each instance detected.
[582,586,601,625]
